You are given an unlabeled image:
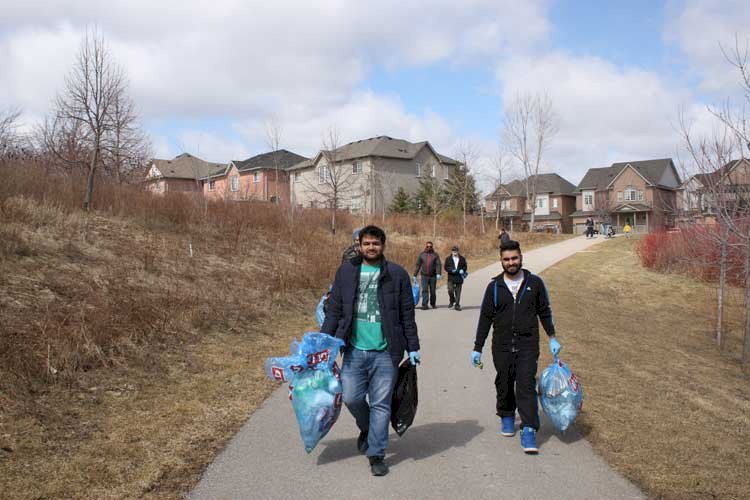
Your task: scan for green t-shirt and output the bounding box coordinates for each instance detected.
[351,264,387,351]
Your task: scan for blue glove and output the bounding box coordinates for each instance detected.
[409,351,421,366]
[549,337,561,357]
[436,274,441,280]
[470,351,482,368]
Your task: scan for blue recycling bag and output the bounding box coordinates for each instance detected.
[539,356,583,432]
[265,332,345,453]
[412,278,420,305]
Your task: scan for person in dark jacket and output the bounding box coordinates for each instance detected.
[341,228,362,264]
[498,228,511,247]
[413,241,442,310]
[585,217,595,239]
[470,240,561,454]
[322,225,420,477]
[444,245,468,310]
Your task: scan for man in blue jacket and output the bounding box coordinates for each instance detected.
[322,225,420,476]
[470,240,561,454]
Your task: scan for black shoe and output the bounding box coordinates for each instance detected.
[448,302,454,309]
[455,305,461,311]
[369,456,389,476]
[420,305,429,310]
[357,431,369,454]
[430,304,437,309]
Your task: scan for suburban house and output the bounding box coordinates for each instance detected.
[144,153,225,194]
[484,173,577,233]
[677,158,750,224]
[288,136,459,214]
[571,158,682,234]
[202,150,308,202]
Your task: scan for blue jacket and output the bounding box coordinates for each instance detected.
[321,257,420,367]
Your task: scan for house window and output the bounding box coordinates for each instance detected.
[431,164,436,178]
[444,166,449,179]
[350,197,362,213]
[501,200,510,210]
[537,197,545,208]
[353,161,363,175]
[624,185,637,201]
[208,179,216,191]
[154,181,163,192]
[638,190,644,201]
[230,175,239,192]
[319,165,329,184]
[415,162,422,177]
[293,172,300,183]
[584,194,593,207]
[617,191,623,202]
[253,171,260,183]
[552,198,558,209]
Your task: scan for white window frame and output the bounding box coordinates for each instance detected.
[431,164,436,178]
[352,161,363,175]
[625,185,637,201]
[584,193,594,207]
[415,162,422,177]
[253,171,260,183]
[349,197,362,213]
[617,191,623,202]
[637,190,644,201]
[444,165,449,179]
[552,198,558,209]
[208,179,216,191]
[230,175,239,192]
[319,165,329,184]
[537,197,545,209]
[293,171,300,183]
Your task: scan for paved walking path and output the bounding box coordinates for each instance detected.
[190,235,643,500]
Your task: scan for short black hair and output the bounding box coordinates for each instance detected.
[426,241,434,246]
[359,225,386,244]
[500,239,521,255]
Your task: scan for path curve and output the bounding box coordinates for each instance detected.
[189,235,643,500]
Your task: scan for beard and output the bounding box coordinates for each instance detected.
[502,259,522,276]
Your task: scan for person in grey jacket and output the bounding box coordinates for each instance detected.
[413,241,442,310]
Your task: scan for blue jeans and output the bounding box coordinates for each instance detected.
[341,347,397,458]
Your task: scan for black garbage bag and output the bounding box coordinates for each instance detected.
[390,361,418,436]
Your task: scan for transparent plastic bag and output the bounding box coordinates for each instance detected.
[539,356,583,432]
[265,332,345,452]
[315,294,326,328]
[412,278,420,306]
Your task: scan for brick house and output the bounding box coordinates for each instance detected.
[485,173,577,233]
[677,158,750,225]
[288,136,458,213]
[202,149,308,202]
[144,153,225,195]
[571,159,682,234]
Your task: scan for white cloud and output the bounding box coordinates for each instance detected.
[664,0,750,97]
[495,51,715,185]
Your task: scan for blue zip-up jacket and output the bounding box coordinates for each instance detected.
[322,256,420,367]
[474,269,555,352]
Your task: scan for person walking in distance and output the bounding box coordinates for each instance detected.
[341,228,362,264]
[413,241,442,310]
[322,225,420,476]
[470,240,560,454]
[498,227,511,247]
[584,217,595,239]
[444,246,467,311]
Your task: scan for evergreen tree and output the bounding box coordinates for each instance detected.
[389,186,413,213]
[443,165,480,214]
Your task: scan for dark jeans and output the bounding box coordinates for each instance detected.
[420,275,436,307]
[447,280,462,306]
[341,347,397,458]
[492,346,540,430]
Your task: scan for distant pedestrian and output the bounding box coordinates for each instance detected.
[471,239,560,454]
[322,225,420,477]
[413,241,442,310]
[341,228,362,264]
[584,217,595,239]
[444,246,468,311]
[498,228,511,247]
[623,222,632,238]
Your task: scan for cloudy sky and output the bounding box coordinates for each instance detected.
[1,0,748,190]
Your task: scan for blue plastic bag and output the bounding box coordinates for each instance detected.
[412,278,420,306]
[265,332,345,453]
[539,356,583,432]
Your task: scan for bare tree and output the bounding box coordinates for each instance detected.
[36,113,91,175]
[453,141,481,236]
[0,107,22,161]
[302,126,356,234]
[265,117,284,203]
[101,91,151,183]
[489,145,512,231]
[415,162,449,238]
[54,29,127,210]
[502,92,558,231]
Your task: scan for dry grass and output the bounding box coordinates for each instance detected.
[541,237,750,500]
[0,162,570,499]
